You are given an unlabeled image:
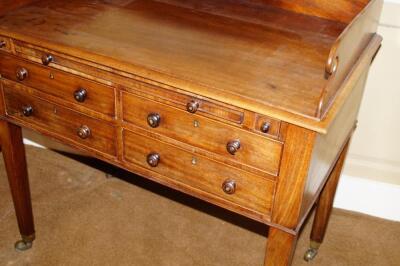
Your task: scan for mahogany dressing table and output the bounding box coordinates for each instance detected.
[0,1,383,265]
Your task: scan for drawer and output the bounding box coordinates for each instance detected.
[0,53,115,117]
[124,82,244,125]
[13,41,245,126]
[123,129,275,215]
[0,36,12,53]
[122,92,282,175]
[3,83,116,156]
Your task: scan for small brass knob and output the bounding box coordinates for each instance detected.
[41,54,53,66]
[0,40,6,48]
[16,67,28,81]
[22,105,33,117]
[186,100,199,113]
[147,153,160,167]
[147,113,161,128]
[260,122,271,134]
[226,140,241,155]
[74,88,87,103]
[222,180,236,195]
[77,125,91,139]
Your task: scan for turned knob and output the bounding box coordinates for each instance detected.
[0,40,6,48]
[226,140,241,155]
[22,105,33,117]
[41,54,54,66]
[147,113,161,128]
[186,100,199,113]
[222,179,236,195]
[260,122,271,134]
[77,125,91,139]
[147,153,160,167]
[16,67,28,81]
[74,88,87,103]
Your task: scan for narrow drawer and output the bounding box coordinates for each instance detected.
[3,84,116,156]
[0,53,115,117]
[124,82,244,125]
[123,129,275,215]
[122,92,282,176]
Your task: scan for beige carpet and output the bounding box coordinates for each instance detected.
[0,146,399,266]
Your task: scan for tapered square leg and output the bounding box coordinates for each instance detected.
[304,141,350,261]
[0,121,35,251]
[265,227,298,266]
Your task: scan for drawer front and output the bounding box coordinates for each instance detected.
[122,92,282,175]
[125,82,244,125]
[0,53,115,117]
[13,41,245,126]
[3,84,116,156]
[123,129,275,215]
[0,36,12,53]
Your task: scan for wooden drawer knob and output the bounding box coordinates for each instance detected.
[222,179,236,195]
[0,40,6,48]
[16,68,28,81]
[186,100,199,113]
[147,113,161,128]
[41,54,54,66]
[22,105,33,117]
[260,122,271,134]
[226,140,241,155]
[147,153,160,167]
[74,88,87,103]
[77,125,91,139]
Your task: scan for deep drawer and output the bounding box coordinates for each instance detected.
[0,53,115,117]
[122,92,282,176]
[123,129,275,215]
[3,83,116,156]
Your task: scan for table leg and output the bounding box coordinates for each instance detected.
[0,121,35,251]
[304,141,350,261]
[265,227,298,266]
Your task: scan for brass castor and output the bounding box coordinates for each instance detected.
[304,241,320,262]
[15,234,35,252]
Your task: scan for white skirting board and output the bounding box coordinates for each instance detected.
[22,141,400,222]
[334,175,400,222]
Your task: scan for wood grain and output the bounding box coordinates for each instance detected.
[3,84,117,156]
[0,0,337,119]
[0,120,35,239]
[0,0,37,16]
[271,125,316,229]
[123,128,276,217]
[0,53,116,117]
[310,141,350,244]
[265,227,298,266]
[122,91,283,176]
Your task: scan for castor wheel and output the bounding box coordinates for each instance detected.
[14,234,35,252]
[304,241,320,262]
[304,247,318,261]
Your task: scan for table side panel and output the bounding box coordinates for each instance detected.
[299,67,371,223]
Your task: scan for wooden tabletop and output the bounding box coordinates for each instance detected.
[0,0,348,123]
